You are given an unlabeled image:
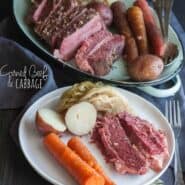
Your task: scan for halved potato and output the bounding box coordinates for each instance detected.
[36,108,66,136]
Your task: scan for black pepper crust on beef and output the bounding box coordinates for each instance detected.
[53,8,99,48]
[34,0,79,44]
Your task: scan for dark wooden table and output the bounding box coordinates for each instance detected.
[0,1,184,185]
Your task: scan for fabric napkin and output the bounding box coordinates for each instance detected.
[0,11,184,185]
[0,36,57,143]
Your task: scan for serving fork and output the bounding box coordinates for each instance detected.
[152,0,174,41]
[165,100,185,185]
[152,0,179,64]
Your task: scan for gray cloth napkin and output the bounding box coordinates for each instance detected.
[0,37,57,109]
[0,37,57,143]
[0,12,184,185]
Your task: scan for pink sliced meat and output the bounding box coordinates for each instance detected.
[51,6,87,49]
[75,30,125,76]
[118,112,169,172]
[34,0,78,43]
[92,115,148,175]
[32,0,53,23]
[134,0,165,57]
[75,30,112,74]
[90,35,125,75]
[59,14,105,60]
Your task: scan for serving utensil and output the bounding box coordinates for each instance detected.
[152,0,179,65]
[153,0,174,41]
[165,100,185,185]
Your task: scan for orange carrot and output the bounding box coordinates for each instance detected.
[68,137,115,185]
[43,133,105,185]
[127,6,149,55]
[124,37,139,63]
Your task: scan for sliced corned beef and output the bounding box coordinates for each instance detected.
[118,112,169,172]
[51,6,87,48]
[75,31,125,76]
[34,0,78,43]
[58,12,105,60]
[32,0,53,23]
[92,115,148,175]
[75,30,112,74]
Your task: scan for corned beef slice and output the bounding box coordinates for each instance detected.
[75,31,125,76]
[75,30,112,74]
[118,112,169,172]
[32,0,124,72]
[51,6,87,48]
[34,0,78,44]
[32,0,53,23]
[59,10,105,60]
[89,35,125,75]
[93,115,148,174]
[34,0,105,60]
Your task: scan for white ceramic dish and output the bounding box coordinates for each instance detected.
[19,86,175,185]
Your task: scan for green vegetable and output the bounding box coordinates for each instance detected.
[58,81,103,112]
[151,179,164,185]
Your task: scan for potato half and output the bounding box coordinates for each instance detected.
[36,108,66,136]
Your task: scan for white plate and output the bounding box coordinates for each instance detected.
[19,87,175,185]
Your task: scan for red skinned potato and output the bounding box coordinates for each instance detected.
[128,54,164,81]
[36,108,66,136]
[88,2,113,26]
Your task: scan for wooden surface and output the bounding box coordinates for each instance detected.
[0,0,184,185]
[0,110,51,185]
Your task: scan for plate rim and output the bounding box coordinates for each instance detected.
[18,86,175,185]
[13,0,185,87]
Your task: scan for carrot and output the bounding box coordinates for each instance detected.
[68,137,115,185]
[127,6,149,55]
[134,0,156,25]
[134,0,165,57]
[145,22,166,57]
[111,1,132,38]
[43,133,105,185]
[124,37,139,63]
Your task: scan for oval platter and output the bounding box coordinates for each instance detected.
[13,0,184,87]
[19,86,175,185]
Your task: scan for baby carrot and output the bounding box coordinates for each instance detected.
[68,136,115,185]
[124,37,139,63]
[127,6,149,55]
[43,133,105,185]
[134,0,165,57]
[134,0,156,25]
[111,1,132,38]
